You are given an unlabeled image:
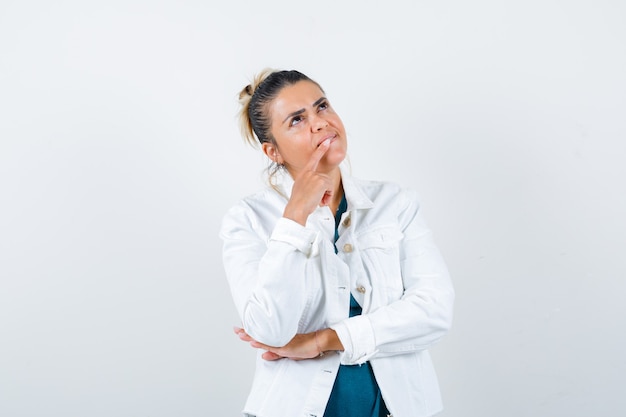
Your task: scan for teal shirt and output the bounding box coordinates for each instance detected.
[324,194,390,417]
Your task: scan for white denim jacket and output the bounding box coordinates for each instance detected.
[220,166,454,417]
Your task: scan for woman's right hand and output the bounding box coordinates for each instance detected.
[283,138,333,226]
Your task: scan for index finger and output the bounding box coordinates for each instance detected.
[305,138,331,172]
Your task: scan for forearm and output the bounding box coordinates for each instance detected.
[330,276,454,363]
[223,211,319,347]
[236,241,311,346]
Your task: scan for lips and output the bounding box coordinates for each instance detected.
[317,134,337,147]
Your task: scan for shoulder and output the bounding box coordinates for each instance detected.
[220,187,285,238]
[351,176,420,209]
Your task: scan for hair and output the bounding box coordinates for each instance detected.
[238,69,324,147]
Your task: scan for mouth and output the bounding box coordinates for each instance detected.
[317,134,337,147]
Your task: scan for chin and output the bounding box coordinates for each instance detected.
[325,152,347,167]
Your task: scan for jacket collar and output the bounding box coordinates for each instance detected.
[275,163,374,211]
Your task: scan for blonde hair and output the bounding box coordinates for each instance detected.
[237,68,276,148]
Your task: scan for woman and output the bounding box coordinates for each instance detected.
[220,69,454,417]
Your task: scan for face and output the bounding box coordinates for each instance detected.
[263,80,347,177]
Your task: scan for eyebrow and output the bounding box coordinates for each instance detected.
[282,96,328,124]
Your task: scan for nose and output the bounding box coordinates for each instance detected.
[311,114,329,132]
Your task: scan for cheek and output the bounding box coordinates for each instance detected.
[282,143,313,167]
[333,119,346,136]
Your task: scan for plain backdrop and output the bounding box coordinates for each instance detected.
[1,0,625,416]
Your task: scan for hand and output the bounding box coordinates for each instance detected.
[283,138,334,226]
[233,327,322,361]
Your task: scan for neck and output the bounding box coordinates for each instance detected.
[327,168,344,214]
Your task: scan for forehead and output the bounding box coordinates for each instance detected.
[269,81,325,118]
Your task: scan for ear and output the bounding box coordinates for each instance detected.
[262,142,282,164]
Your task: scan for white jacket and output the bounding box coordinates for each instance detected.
[220,166,455,417]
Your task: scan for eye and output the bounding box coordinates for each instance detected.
[318,101,329,111]
[289,115,303,126]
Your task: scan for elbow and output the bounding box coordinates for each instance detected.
[242,305,299,347]
[422,288,455,342]
[434,289,455,337]
[420,309,454,348]
[244,323,297,348]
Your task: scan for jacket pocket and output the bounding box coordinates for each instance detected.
[356,226,404,302]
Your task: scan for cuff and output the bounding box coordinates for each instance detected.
[330,315,378,365]
[270,217,318,256]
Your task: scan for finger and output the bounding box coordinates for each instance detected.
[305,138,331,172]
[250,340,271,350]
[238,332,254,342]
[234,327,257,343]
[261,351,283,361]
[320,190,332,206]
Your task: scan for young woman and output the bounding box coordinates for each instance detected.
[220,69,454,417]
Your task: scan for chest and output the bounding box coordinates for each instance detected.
[305,207,405,317]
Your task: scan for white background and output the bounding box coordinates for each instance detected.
[1,0,625,416]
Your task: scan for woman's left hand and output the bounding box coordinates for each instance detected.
[233,327,320,361]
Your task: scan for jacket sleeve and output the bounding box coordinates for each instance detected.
[220,203,318,347]
[330,189,455,365]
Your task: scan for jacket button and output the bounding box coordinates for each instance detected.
[342,243,353,253]
[356,286,366,294]
[342,217,351,227]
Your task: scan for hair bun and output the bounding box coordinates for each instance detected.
[239,68,276,101]
[239,84,254,101]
